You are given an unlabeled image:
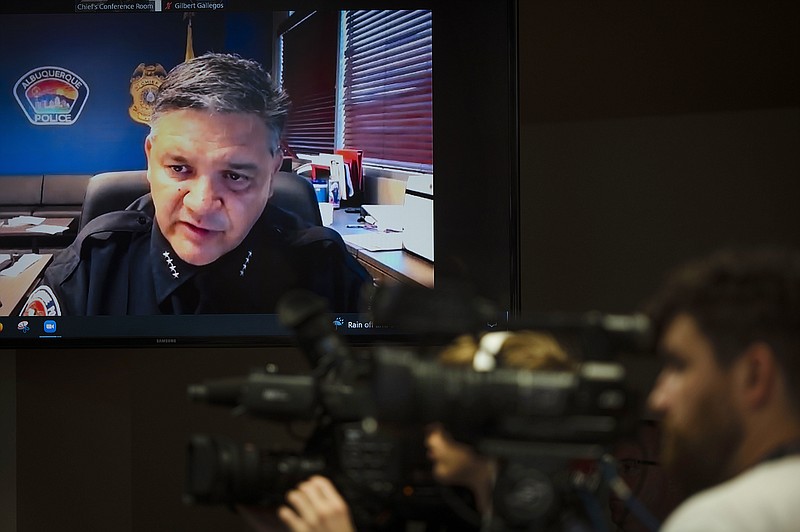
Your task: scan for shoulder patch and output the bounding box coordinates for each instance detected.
[20,285,62,316]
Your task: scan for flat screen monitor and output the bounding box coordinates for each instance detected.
[0,0,519,347]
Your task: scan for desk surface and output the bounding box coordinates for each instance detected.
[0,217,75,253]
[0,254,53,316]
[0,217,73,236]
[330,209,433,288]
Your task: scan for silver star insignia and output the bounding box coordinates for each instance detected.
[239,251,253,277]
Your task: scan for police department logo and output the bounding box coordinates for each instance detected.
[129,63,167,124]
[20,285,62,317]
[13,66,90,126]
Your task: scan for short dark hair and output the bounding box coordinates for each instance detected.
[152,52,290,153]
[646,246,800,408]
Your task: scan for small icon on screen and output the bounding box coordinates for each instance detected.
[0,322,4,333]
[18,320,30,333]
[44,320,57,334]
[333,317,345,328]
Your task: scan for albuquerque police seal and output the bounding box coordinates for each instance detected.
[20,285,62,317]
[13,66,90,126]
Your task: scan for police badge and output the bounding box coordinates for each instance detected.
[129,63,167,124]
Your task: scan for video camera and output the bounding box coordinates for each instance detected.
[184,289,453,530]
[183,285,653,531]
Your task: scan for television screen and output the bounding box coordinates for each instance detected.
[0,0,518,347]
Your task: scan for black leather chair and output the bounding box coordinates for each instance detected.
[78,170,322,231]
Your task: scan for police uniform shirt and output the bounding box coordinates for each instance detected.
[22,194,371,316]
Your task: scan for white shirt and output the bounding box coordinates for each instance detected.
[661,455,800,532]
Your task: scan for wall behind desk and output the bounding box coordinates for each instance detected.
[0,12,272,175]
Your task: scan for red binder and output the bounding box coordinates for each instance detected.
[335,149,363,192]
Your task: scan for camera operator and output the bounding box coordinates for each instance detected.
[426,330,577,523]
[239,330,577,532]
[645,246,800,531]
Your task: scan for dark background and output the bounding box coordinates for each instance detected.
[518,2,800,313]
[2,1,800,530]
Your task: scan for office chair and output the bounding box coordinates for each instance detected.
[78,169,322,231]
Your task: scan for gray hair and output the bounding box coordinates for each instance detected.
[151,52,290,153]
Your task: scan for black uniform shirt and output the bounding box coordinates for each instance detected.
[25,194,371,316]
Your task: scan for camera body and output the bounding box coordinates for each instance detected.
[185,417,435,529]
[184,341,452,529]
[184,290,651,531]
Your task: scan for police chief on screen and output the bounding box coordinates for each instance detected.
[21,53,371,316]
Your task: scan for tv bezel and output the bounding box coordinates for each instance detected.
[0,0,520,348]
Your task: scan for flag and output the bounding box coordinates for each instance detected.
[185,15,195,61]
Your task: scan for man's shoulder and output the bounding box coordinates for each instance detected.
[662,456,800,532]
[258,204,372,309]
[262,204,349,249]
[48,199,153,279]
[79,194,154,241]
[80,210,152,241]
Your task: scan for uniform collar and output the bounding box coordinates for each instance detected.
[150,222,199,304]
[149,220,264,305]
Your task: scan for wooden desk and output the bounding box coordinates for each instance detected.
[0,217,74,252]
[330,210,434,288]
[0,254,53,316]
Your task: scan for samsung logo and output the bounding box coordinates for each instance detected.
[155,338,177,344]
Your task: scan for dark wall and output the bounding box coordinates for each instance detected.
[4,3,800,531]
[518,1,800,313]
[0,12,272,174]
[13,347,309,532]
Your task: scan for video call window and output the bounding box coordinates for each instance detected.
[0,6,438,330]
[0,1,517,344]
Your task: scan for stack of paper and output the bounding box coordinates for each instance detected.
[343,232,404,252]
[6,215,46,227]
[26,225,68,234]
[0,254,41,277]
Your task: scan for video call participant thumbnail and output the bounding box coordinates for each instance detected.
[22,53,370,316]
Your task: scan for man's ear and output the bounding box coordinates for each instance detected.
[737,342,778,410]
[144,134,154,184]
[266,150,283,200]
[270,149,284,174]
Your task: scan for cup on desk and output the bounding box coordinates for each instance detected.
[312,178,328,203]
[318,202,334,226]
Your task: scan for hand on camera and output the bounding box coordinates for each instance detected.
[277,475,355,532]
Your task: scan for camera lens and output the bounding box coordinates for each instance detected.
[184,434,325,506]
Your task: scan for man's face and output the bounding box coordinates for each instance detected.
[647,313,744,496]
[144,109,282,265]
